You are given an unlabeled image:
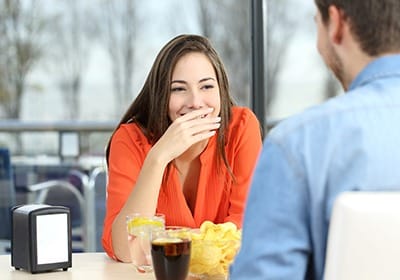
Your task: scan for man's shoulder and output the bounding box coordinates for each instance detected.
[268,94,352,142]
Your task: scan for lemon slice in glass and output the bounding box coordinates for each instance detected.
[152,237,183,245]
[127,217,164,235]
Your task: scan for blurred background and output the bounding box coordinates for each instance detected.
[0,0,342,253]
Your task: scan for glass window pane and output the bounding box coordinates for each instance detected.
[0,0,252,157]
[264,0,342,128]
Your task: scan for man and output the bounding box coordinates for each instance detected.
[230,0,400,279]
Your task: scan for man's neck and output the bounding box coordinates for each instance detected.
[342,52,373,91]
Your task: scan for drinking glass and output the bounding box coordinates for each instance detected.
[126,213,165,273]
[151,226,192,280]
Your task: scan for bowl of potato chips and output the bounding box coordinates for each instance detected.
[188,221,241,280]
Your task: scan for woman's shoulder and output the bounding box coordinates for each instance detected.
[230,106,259,127]
[113,122,150,146]
[225,106,262,150]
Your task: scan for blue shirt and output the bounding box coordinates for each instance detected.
[230,54,400,280]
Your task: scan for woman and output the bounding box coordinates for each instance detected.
[102,34,262,262]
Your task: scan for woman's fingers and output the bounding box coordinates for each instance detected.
[170,116,221,139]
[154,108,221,161]
[175,107,215,123]
[168,118,220,151]
[186,120,221,136]
[190,130,217,143]
[173,108,221,132]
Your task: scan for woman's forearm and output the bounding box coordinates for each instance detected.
[111,148,169,262]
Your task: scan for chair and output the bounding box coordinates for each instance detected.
[86,166,107,252]
[1,147,92,253]
[41,165,107,252]
[27,169,90,252]
[324,191,400,280]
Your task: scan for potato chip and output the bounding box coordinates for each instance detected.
[189,221,241,277]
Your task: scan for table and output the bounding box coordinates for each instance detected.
[0,253,154,280]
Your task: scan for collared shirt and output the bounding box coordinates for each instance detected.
[230,54,400,280]
[102,106,262,260]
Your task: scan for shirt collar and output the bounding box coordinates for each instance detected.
[349,54,400,91]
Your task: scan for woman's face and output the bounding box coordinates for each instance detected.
[168,52,221,122]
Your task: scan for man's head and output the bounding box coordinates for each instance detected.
[314,0,400,89]
[314,0,400,56]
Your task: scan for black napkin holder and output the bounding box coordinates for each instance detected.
[11,204,72,273]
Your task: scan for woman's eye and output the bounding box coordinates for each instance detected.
[201,84,214,90]
[171,87,185,92]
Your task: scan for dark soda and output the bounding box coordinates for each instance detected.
[151,239,191,280]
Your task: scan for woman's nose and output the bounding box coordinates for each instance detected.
[187,90,205,109]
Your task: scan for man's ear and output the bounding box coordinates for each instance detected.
[328,5,345,44]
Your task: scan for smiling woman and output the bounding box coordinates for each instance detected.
[168,52,221,123]
[101,34,262,263]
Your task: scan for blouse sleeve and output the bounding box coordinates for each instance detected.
[102,125,146,259]
[224,108,262,227]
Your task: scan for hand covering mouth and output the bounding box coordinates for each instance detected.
[179,112,210,119]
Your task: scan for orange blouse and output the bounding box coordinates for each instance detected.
[102,106,262,259]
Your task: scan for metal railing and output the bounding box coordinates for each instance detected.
[0,120,117,132]
[0,120,117,161]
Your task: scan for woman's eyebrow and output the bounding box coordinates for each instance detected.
[199,77,216,83]
[171,77,216,84]
[171,80,187,84]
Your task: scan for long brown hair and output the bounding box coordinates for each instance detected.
[106,34,235,178]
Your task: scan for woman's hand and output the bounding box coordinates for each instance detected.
[152,107,221,163]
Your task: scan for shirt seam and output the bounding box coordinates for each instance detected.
[268,136,311,206]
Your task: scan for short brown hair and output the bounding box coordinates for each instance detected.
[315,0,400,56]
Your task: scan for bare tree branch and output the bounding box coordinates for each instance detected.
[197,0,251,106]
[0,0,49,119]
[50,0,91,120]
[0,0,53,152]
[265,0,298,116]
[93,0,137,118]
